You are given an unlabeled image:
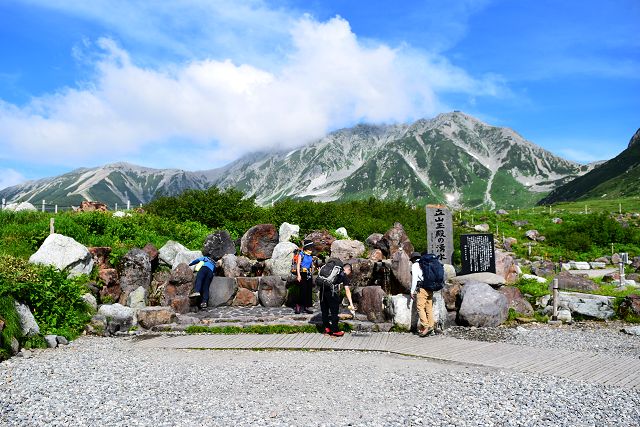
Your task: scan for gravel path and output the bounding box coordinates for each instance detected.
[445,321,640,358]
[2,334,639,427]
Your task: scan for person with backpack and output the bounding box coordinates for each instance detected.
[294,240,315,314]
[188,255,216,309]
[410,251,445,337]
[317,259,354,337]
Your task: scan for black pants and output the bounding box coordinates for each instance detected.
[320,287,341,332]
[296,271,313,308]
[194,267,214,304]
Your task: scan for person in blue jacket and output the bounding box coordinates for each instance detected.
[189,256,215,309]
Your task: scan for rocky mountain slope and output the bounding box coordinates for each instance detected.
[209,112,592,208]
[0,112,594,209]
[538,128,640,204]
[0,162,213,208]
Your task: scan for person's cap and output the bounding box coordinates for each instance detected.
[303,240,314,248]
[410,251,421,261]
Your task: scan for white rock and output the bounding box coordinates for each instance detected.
[452,272,506,286]
[127,286,147,309]
[556,309,572,323]
[265,242,298,277]
[29,233,94,277]
[443,264,456,281]
[570,261,591,270]
[390,294,417,330]
[335,227,349,239]
[82,293,98,312]
[522,274,548,284]
[622,326,640,336]
[172,250,204,270]
[278,222,300,243]
[158,240,188,266]
[330,239,365,261]
[14,301,40,337]
[44,335,58,348]
[589,262,607,269]
[474,223,490,232]
[4,202,37,212]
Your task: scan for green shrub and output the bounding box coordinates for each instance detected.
[513,277,550,299]
[0,255,92,340]
[0,295,22,360]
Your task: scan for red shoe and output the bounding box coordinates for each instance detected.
[323,328,331,335]
[332,331,344,337]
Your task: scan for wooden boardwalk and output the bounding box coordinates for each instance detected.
[134,333,640,389]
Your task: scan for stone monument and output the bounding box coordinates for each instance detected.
[426,205,453,264]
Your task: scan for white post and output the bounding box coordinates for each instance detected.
[115,202,118,211]
[517,208,520,215]
[619,203,622,214]
[619,254,626,286]
[139,203,142,208]
[528,244,532,257]
[42,199,45,212]
[1,198,5,209]
[49,218,55,235]
[127,200,130,210]
[584,205,587,214]
[54,205,58,214]
[611,243,614,256]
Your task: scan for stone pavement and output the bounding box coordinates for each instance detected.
[134,332,640,390]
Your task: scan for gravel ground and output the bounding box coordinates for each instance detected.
[1,334,639,427]
[445,321,640,358]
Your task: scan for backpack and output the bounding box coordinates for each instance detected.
[316,259,344,296]
[290,249,302,274]
[418,253,445,291]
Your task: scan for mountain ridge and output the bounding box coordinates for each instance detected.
[1,112,597,209]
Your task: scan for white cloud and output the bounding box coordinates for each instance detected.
[0,168,27,190]
[0,15,507,171]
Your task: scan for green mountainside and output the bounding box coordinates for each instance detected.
[538,129,640,204]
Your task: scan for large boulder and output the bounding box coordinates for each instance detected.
[539,291,614,320]
[498,286,534,316]
[390,250,412,293]
[348,258,375,288]
[208,277,238,307]
[258,276,287,307]
[219,254,240,277]
[390,294,418,330]
[97,303,136,334]
[279,223,300,244]
[495,250,519,284]
[158,240,187,266]
[172,250,203,270]
[330,240,365,262]
[304,230,336,256]
[380,223,414,258]
[14,302,40,337]
[265,242,298,277]
[202,230,236,260]
[118,249,152,305]
[458,282,509,327]
[4,202,36,212]
[358,286,387,323]
[554,271,599,292]
[88,247,112,270]
[451,272,506,288]
[137,307,176,329]
[29,233,94,277]
[335,227,349,239]
[241,224,279,260]
[163,263,194,314]
[232,288,258,306]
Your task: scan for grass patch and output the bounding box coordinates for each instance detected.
[185,323,352,335]
[0,295,21,360]
[513,277,550,299]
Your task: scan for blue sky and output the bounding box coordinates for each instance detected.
[0,0,638,189]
